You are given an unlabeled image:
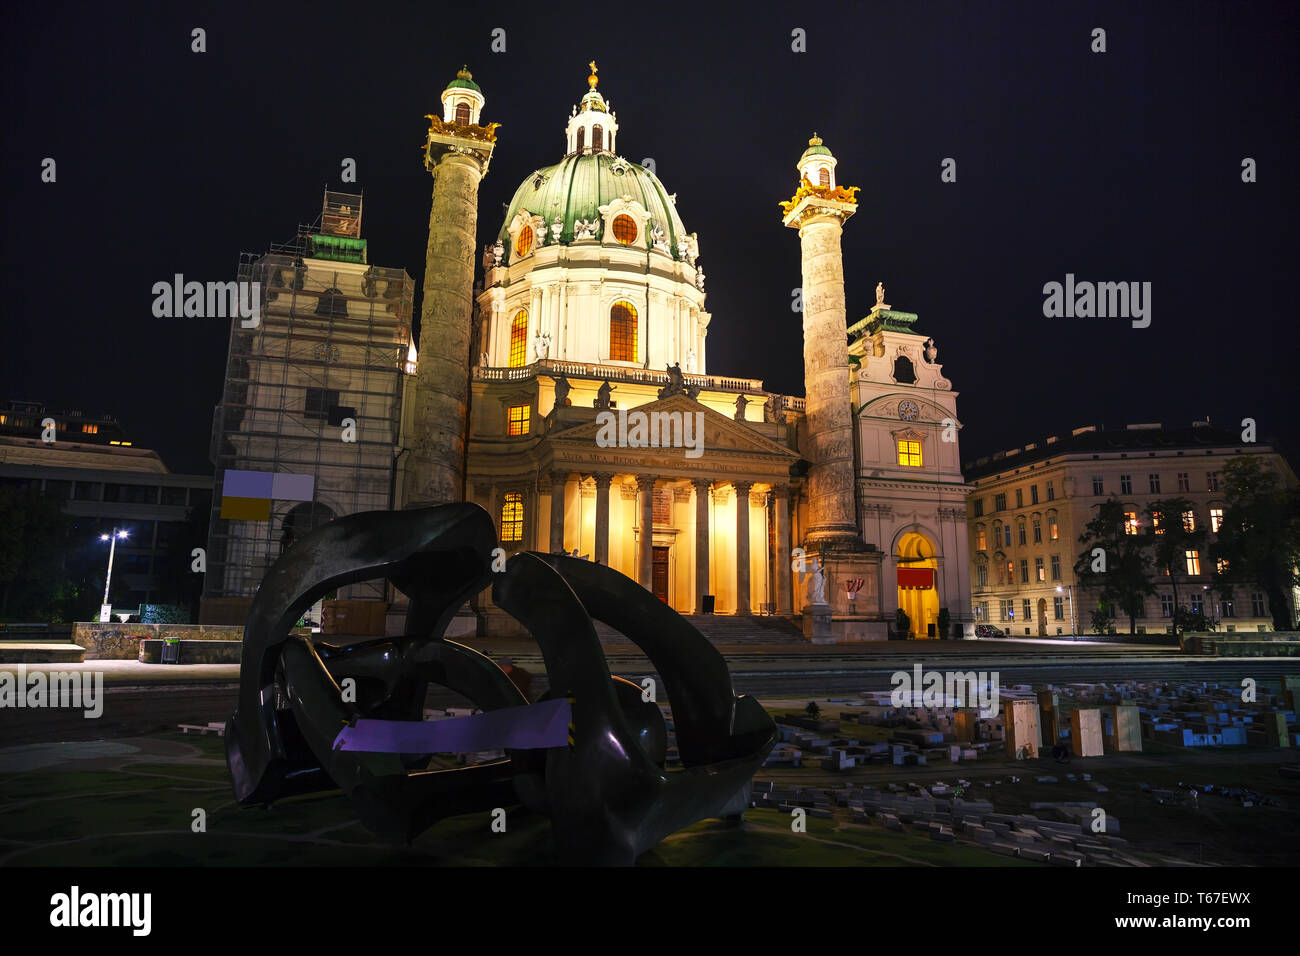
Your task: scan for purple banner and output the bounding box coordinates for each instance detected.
[332,698,571,753]
[223,469,274,498]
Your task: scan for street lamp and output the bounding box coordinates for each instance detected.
[99,528,129,622]
[1056,584,1076,641]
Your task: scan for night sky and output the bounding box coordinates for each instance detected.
[4,1,1296,477]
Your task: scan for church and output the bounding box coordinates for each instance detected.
[397,65,972,640]
[202,64,972,641]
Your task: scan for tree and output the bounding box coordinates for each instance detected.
[0,487,71,620]
[804,701,821,719]
[1075,497,1156,635]
[1090,601,1115,635]
[1146,496,1207,621]
[1212,456,1300,630]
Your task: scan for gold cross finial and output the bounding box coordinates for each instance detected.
[588,61,599,88]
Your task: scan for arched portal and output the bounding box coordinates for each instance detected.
[280,501,336,556]
[896,531,939,638]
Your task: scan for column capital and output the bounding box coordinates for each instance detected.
[635,474,659,491]
[588,471,615,488]
[691,477,713,491]
[732,479,754,495]
[770,482,791,499]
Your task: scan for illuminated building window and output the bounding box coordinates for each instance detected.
[609,301,638,362]
[81,424,98,434]
[1124,511,1138,535]
[1005,561,1014,584]
[455,102,470,125]
[0,414,6,424]
[508,310,529,367]
[611,214,637,245]
[1152,511,1164,535]
[507,404,529,437]
[1035,557,1045,582]
[1210,507,1223,532]
[818,167,830,187]
[592,124,604,152]
[1185,550,1201,575]
[1216,558,1229,575]
[975,526,987,551]
[500,492,524,542]
[1049,519,1059,541]
[1182,510,1196,532]
[897,440,922,467]
[515,224,534,258]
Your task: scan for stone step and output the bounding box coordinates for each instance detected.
[0,643,87,664]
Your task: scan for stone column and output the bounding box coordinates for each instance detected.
[636,474,657,590]
[549,471,567,553]
[592,472,613,565]
[783,184,860,549]
[734,480,752,615]
[773,483,793,614]
[693,478,712,613]
[406,117,494,509]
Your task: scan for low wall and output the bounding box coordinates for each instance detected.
[73,622,244,660]
[138,639,242,664]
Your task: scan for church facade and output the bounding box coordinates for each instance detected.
[396,66,973,639]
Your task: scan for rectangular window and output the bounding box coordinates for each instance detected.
[1054,596,1064,620]
[1017,523,1026,546]
[304,387,341,422]
[1030,485,1039,505]
[499,492,524,542]
[1092,476,1104,495]
[1046,482,1055,501]
[1148,473,1161,493]
[1252,592,1267,616]
[975,527,987,551]
[1032,519,1042,544]
[1124,511,1138,535]
[1004,527,1012,547]
[976,563,988,587]
[897,440,923,467]
[1181,510,1196,532]
[1216,558,1229,575]
[980,601,989,622]
[507,404,530,436]
[1210,507,1223,532]
[160,486,188,506]
[1000,600,1011,622]
[972,498,984,517]
[1177,472,1190,492]
[1049,519,1059,541]
[1022,598,1032,621]
[1120,474,1132,494]
[81,423,98,435]
[1015,488,1024,508]
[1207,471,1220,492]
[1051,555,1061,580]
[1152,511,1164,535]
[1185,550,1200,576]
[1161,594,1173,617]
[1035,557,1045,582]
[994,492,1007,511]
[1190,593,1203,614]
[1006,561,1014,584]
[1019,559,1029,584]
[1222,596,1235,618]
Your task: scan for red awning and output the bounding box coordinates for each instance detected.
[897,568,934,590]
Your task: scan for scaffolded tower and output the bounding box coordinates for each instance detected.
[202,191,413,622]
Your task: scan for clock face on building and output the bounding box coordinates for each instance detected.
[898,400,920,421]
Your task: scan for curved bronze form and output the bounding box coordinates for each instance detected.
[225,504,775,863]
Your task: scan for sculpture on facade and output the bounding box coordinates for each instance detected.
[553,374,571,407]
[594,379,614,409]
[923,337,938,364]
[734,393,748,421]
[684,348,697,373]
[533,329,551,361]
[658,363,686,399]
[223,503,775,865]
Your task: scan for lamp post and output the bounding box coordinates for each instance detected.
[1056,584,1076,641]
[99,528,129,622]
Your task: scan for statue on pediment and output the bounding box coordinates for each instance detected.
[595,379,614,410]
[658,363,686,399]
[554,374,571,407]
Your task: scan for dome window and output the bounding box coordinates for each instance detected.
[609,301,638,362]
[592,124,604,152]
[508,310,529,367]
[515,224,534,258]
[611,214,638,245]
[455,102,471,125]
[818,167,830,187]
[576,127,585,152]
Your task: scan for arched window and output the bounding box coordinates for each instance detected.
[315,288,348,317]
[514,224,533,258]
[500,492,524,543]
[576,127,585,152]
[893,355,916,384]
[592,124,604,152]
[609,301,638,362]
[508,310,529,367]
[818,167,830,187]
[455,102,471,126]
[611,214,637,245]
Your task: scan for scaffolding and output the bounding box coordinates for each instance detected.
[203,191,413,610]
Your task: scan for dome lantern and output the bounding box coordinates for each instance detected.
[441,66,485,126]
[566,61,618,155]
[797,132,837,188]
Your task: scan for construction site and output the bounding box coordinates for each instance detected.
[201,192,414,629]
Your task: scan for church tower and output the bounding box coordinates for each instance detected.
[405,67,499,507]
[782,136,883,640]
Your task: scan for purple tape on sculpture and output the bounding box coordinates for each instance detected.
[332,698,571,753]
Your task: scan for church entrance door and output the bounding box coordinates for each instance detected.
[652,547,670,602]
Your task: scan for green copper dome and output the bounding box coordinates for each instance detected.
[445,66,481,93]
[498,152,688,256]
[797,133,833,167]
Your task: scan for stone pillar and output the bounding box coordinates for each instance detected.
[734,480,752,615]
[773,483,793,614]
[549,471,567,553]
[406,114,495,509]
[636,474,657,590]
[782,172,860,549]
[592,472,612,565]
[693,478,712,613]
